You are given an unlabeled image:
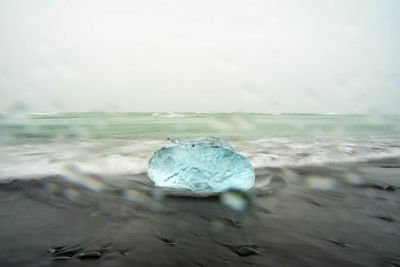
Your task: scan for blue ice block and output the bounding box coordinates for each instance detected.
[147,138,255,192]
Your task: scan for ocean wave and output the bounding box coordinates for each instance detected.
[0,140,162,180]
[1,136,400,180]
[234,136,400,168]
[152,112,186,118]
[29,112,60,116]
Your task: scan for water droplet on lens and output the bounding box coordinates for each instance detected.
[220,191,248,212]
[343,172,364,185]
[306,175,336,190]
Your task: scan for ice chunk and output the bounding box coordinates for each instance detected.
[147,138,255,192]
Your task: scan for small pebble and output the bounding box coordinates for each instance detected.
[330,241,348,247]
[237,247,258,256]
[53,256,73,261]
[385,185,396,191]
[78,251,102,260]
[160,237,177,245]
[378,216,394,222]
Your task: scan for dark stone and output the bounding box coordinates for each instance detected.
[237,247,258,256]
[159,237,177,245]
[385,185,396,191]
[377,216,394,222]
[328,240,348,247]
[77,251,102,260]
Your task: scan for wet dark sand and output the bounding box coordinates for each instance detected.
[0,158,399,266]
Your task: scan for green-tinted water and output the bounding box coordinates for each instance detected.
[0,112,399,179]
[1,112,399,143]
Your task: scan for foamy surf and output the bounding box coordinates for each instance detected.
[1,135,400,180]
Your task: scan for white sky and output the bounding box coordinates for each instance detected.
[0,0,399,113]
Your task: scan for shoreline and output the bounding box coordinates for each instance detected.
[0,157,399,266]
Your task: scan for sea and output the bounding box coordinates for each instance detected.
[1,112,400,266]
[1,112,399,181]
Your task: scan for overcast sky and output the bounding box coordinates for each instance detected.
[0,0,399,113]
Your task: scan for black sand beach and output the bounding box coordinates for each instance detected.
[0,158,399,267]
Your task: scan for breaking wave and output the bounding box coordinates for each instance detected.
[1,136,400,180]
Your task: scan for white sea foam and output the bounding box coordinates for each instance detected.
[0,136,400,180]
[29,112,59,116]
[0,140,163,180]
[233,136,400,168]
[156,112,186,118]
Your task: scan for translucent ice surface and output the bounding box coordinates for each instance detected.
[147,138,255,192]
